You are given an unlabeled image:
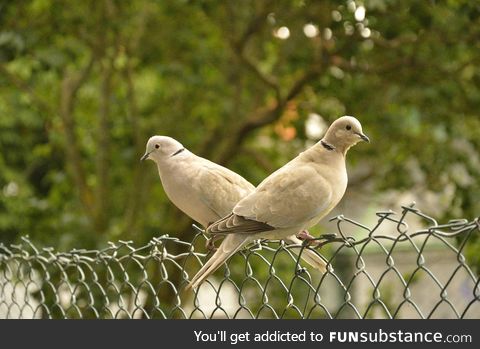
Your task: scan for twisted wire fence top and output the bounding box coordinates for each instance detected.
[1,203,479,319]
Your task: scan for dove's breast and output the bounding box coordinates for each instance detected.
[156,160,220,227]
[304,156,348,226]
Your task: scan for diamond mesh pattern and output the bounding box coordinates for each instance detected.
[1,204,479,319]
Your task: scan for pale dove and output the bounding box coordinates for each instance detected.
[189,116,369,289]
[140,136,326,282]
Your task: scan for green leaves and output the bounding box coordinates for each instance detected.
[0,0,478,258]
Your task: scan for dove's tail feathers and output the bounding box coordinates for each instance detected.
[189,234,250,290]
[294,247,327,273]
[285,236,327,274]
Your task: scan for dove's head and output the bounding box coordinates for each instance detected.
[323,116,369,154]
[141,136,186,162]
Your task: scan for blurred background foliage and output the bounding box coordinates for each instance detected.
[0,0,479,259]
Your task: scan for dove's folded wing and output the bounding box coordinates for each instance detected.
[208,164,332,235]
[208,213,275,235]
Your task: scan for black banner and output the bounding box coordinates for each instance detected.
[1,320,477,348]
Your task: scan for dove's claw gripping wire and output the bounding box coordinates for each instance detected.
[296,230,320,246]
[205,235,222,252]
[297,230,315,241]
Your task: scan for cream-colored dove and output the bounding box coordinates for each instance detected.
[189,116,369,289]
[141,136,326,281]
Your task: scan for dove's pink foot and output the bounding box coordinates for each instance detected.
[297,230,319,246]
[297,230,315,240]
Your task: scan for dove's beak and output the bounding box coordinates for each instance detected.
[140,151,151,161]
[355,132,370,143]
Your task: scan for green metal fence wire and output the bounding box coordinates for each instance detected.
[1,204,479,319]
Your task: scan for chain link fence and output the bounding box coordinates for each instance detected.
[1,204,479,319]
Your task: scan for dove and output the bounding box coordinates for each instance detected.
[189,115,369,289]
[141,136,253,229]
[141,136,327,282]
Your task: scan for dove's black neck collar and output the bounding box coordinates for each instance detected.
[320,140,335,151]
[171,148,186,157]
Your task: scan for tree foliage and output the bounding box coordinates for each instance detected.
[0,0,479,253]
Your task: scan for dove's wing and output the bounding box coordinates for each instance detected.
[192,160,255,221]
[208,162,332,235]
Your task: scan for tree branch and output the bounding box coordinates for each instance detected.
[122,56,149,237]
[236,51,280,97]
[94,57,113,233]
[241,147,276,175]
[233,0,274,52]
[214,63,323,166]
[119,3,154,238]
[201,1,325,166]
[59,56,95,221]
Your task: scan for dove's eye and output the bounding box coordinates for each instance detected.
[346,125,351,130]
[155,144,160,149]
